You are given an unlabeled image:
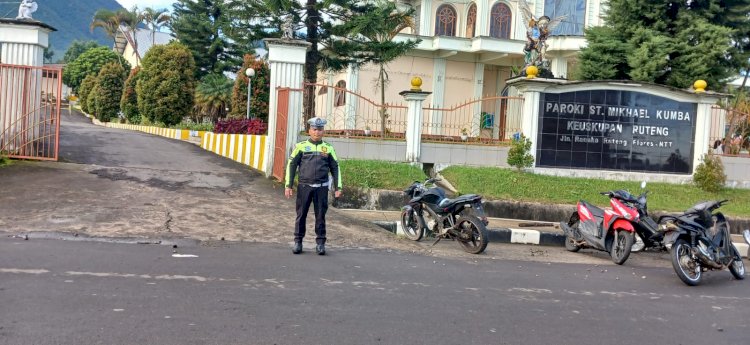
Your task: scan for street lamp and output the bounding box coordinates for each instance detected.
[245,67,255,119]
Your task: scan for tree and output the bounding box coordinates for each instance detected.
[507,134,534,171]
[228,0,373,120]
[78,74,98,114]
[194,73,233,121]
[331,0,419,137]
[93,62,127,122]
[63,46,130,93]
[230,54,270,121]
[121,67,141,124]
[170,0,249,78]
[577,0,741,89]
[43,47,55,63]
[137,42,196,126]
[62,40,101,63]
[141,7,171,46]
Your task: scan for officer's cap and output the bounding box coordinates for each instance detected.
[308,117,327,129]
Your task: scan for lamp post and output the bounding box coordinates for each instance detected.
[245,67,255,119]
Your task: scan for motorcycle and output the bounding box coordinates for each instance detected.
[613,182,665,253]
[660,200,746,286]
[560,190,638,264]
[400,178,489,254]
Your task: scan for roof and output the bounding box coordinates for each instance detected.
[115,26,175,62]
[0,18,56,31]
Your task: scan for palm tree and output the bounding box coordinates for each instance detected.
[141,7,172,46]
[91,8,141,66]
[194,74,233,122]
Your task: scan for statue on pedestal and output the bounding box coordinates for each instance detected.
[518,0,566,70]
[281,15,295,40]
[16,0,38,20]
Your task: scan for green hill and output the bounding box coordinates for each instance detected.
[0,0,126,61]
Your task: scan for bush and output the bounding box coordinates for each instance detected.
[693,153,726,192]
[213,118,268,135]
[78,74,97,114]
[230,54,270,121]
[86,84,99,117]
[137,42,196,126]
[120,67,140,124]
[507,134,534,170]
[93,62,127,122]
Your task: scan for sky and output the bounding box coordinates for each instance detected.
[116,0,175,10]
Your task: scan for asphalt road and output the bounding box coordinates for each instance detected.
[1,237,748,345]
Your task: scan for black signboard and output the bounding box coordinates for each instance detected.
[536,90,697,174]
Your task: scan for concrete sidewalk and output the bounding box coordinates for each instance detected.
[337,209,750,258]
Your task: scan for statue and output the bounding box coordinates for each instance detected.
[518,0,566,69]
[16,0,38,20]
[281,15,295,40]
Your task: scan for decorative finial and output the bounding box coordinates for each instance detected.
[526,65,538,79]
[16,0,38,20]
[693,80,707,93]
[410,76,422,91]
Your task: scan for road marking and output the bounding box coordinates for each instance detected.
[0,268,49,274]
[510,229,541,244]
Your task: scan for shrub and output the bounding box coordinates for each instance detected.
[87,83,99,117]
[78,74,98,114]
[213,118,268,135]
[93,62,127,122]
[507,134,534,170]
[120,67,140,124]
[230,54,270,121]
[693,153,726,192]
[137,42,196,126]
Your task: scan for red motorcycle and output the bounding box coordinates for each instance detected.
[560,191,638,264]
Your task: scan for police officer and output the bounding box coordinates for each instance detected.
[284,117,343,255]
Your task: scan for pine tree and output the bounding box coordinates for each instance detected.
[170,0,250,78]
[577,0,744,89]
[227,0,373,120]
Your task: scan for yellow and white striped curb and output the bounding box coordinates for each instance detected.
[201,132,266,172]
[104,123,266,172]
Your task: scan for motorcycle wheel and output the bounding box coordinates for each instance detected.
[671,238,702,286]
[729,258,746,280]
[456,215,489,254]
[400,209,424,241]
[565,219,581,252]
[610,230,634,265]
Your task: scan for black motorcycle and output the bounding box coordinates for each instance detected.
[660,200,745,286]
[400,178,489,254]
[610,182,664,253]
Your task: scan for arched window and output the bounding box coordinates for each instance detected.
[435,5,457,36]
[466,3,477,38]
[334,80,346,106]
[490,2,512,39]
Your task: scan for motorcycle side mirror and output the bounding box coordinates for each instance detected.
[640,181,647,189]
[743,229,750,245]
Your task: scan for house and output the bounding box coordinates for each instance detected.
[316,0,602,138]
[114,26,174,69]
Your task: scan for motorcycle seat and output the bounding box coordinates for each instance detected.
[582,201,605,219]
[438,194,480,208]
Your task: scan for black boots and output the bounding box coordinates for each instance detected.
[292,242,302,254]
[316,244,326,255]
[293,242,325,255]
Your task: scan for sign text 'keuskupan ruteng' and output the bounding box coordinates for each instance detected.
[536,90,697,174]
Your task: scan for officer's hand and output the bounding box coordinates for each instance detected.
[334,190,342,198]
[285,188,293,199]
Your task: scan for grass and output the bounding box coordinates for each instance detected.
[0,155,9,167]
[341,159,427,190]
[440,166,750,217]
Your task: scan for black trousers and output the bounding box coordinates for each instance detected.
[294,184,329,245]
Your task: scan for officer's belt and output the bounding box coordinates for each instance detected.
[303,182,330,188]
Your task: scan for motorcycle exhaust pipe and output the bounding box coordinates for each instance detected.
[692,247,722,269]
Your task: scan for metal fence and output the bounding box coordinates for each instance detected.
[709,106,749,157]
[422,96,524,145]
[0,63,62,160]
[311,83,408,140]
